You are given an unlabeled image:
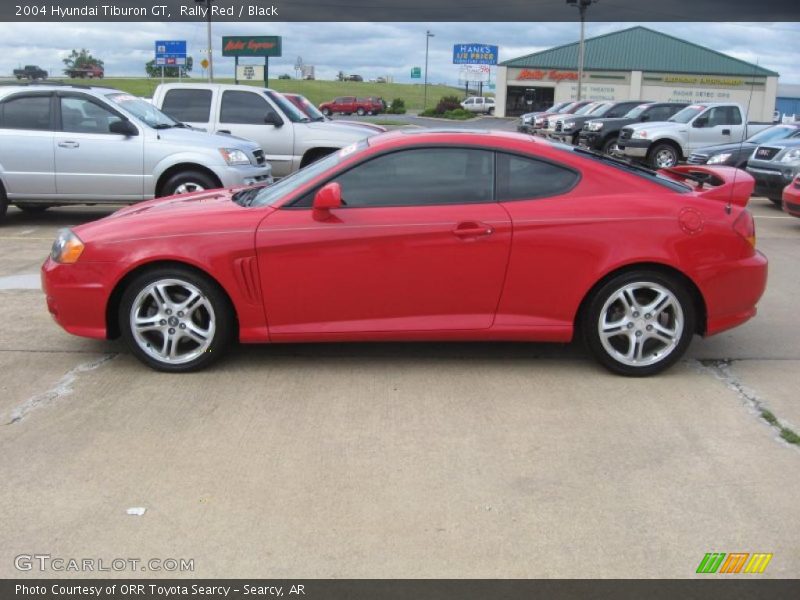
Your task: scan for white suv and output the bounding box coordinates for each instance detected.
[460,97,495,115]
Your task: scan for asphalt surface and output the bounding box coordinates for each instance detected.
[0,195,798,578]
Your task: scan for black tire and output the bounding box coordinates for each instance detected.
[601,136,619,155]
[488,107,495,115]
[321,107,331,116]
[119,266,234,372]
[356,107,366,116]
[159,170,218,198]
[648,142,680,169]
[767,197,783,208]
[15,203,49,214]
[0,186,8,222]
[582,270,696,376]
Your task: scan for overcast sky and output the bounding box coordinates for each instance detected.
[1,21,798,85]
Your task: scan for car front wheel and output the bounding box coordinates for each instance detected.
[649,143,680,169]
[160,170,217,197]
[119,267,234,372]
[356,107,366,116]
[582,271,695,376]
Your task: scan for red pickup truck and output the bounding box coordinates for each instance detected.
[65,65,105,79]
[319,96,383,116]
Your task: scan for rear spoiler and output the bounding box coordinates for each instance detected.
[658,165,754,207]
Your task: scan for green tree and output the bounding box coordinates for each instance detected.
[145,57,194,78]
[62,48,104,75]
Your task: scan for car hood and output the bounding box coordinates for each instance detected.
[73,188,274,248]
[586,116,636,128]
[625,121,681,134]
[156,126,261,150]
[296,120,380,140]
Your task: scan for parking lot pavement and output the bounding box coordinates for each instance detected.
[0,201,798,578]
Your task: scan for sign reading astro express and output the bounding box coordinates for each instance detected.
[222,35,282,57]
[515,69,579,82]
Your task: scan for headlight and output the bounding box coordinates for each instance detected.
[562,121,574,131]
[50,229,84,264]
[219,148,251,166]
[707,152,732,164]
[632,130,648,139]
[586,121,603,132]
[780,148,800,163]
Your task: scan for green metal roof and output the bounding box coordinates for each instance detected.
[501,26,778,77]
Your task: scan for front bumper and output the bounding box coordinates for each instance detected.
[745,165,797,199]
[617,138,651,158]
[577,131,602,149]
[41,258,115,339]
[211,164,273,189]
[550,132,577,144]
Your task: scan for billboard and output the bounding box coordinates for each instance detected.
[155,40,187,66]
[453,43,498,65]
[222,36,282,57]
[236,64,265,81]
[458,65,491,83]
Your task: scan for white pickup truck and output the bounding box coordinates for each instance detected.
[152,83,379,177]
[617,102,772,169]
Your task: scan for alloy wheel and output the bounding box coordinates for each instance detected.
[173,182,206,195]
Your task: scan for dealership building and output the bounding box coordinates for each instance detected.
[495,26,779,121]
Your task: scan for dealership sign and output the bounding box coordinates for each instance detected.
[516,69,578,82]
[222,36,282,57]
[453,43,498,65]
[155,40,187,66]
[459,65,491,83]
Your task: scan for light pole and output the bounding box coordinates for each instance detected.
[196,0,214,81]
[566,0,597,101]
[423,30,434,110]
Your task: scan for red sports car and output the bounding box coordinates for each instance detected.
[783,175,800,217]
[42,130,767,376]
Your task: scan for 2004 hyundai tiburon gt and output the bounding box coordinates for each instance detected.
[43,130,768,376]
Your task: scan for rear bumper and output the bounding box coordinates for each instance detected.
[41,258,114,340]
[703,251,768,337]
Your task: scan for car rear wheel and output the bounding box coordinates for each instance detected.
[356,107,366,116]
[488,107,495,115]
[160,170,218,197]
[0,186,8,222]
[119,267,234,372]
[767,197,783,208]
[649,143,680,169]
[582,271,695,376]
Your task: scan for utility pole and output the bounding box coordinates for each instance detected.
[567,0,597,101]
[196,0,214,81]
[423,30,434,110]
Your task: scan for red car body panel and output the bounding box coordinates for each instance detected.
[783,175,800,217]
[41,131,768,349]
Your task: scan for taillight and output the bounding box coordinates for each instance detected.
[733,210,756,248]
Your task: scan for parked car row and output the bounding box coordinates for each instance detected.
[0,82,383,219]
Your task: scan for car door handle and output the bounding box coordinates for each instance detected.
[216,129,231,135]
[452,222,494,238]
[57,141,80,149]
[722,129,731,135]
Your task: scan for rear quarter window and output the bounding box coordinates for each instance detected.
[161,89,212,122]
[496,153,579,201]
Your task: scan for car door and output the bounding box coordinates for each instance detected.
[53,93,145,201]
[0,91,56,200]
[255,146,513,336]
[217,89,295,177]
[688,106,743,152]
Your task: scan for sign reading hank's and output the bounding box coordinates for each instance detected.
[222,36,282,57]
[453,43,498,65]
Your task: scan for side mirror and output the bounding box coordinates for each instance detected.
[312,182,342,216]
[109,119,138,136]
[264,112,284,127]
[693,117,708,128]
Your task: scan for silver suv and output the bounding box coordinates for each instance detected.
[0,84,272,220]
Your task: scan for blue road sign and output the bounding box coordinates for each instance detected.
[453,43,498,65]
[155,40,187,66]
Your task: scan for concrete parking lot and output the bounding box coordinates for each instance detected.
[0,198,798,579]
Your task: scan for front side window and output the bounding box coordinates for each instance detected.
[161,89,212,122]
[496,153,579,201]
[669,105,707,124]
[0,94,51,130]
[331,148,494,208]
[60,96,123,134]
[220,91,278,125]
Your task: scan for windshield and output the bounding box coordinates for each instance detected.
[587,103,614,117]
[624,103,655,119]
[289,94,326,121]
[747,124,800,144]
[106,93,178,128]
[669,105,706,124]
[248,140,369,207]
[264,91,311,123]
[573,103,600,116]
